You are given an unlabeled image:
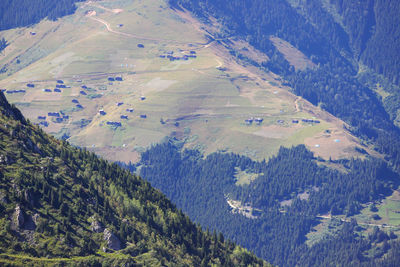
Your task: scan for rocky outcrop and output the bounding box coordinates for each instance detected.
[90,220,104,233]
[103,228,121,251]
[13,204,25,229]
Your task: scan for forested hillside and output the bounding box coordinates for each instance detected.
[0,0,84,31]
[137,141,400,266]
[329,0,400,85]
[0,92,267,266]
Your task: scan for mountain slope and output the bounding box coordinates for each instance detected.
[0,91,268,266]
[170,0,400,170]
[0,0,369,163]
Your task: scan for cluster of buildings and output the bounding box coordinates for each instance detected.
[159,50,197,62]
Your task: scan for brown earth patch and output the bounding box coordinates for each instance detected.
[270,36,316,71]
[304,128,358,160]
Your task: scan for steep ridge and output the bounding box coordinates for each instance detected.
[0,91,268,266]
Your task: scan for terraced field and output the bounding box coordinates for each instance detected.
[0,0,368,162]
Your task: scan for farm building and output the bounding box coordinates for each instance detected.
[108,77,115,81]
[43,89,52,92]
[37,116,46,120]
[6,90,26,94]
[302,119,320,124]
[27,83,35,88]
[57,80,64,84]
[56,84,66,88]
[80,90,87,95]
[48,112,60,117]
[126,108,134,113]
[81,85,87,89]
[54,88,62,93]
[72,99,79,103]
[140,114,147,119]
[255,118,264,125]
[115,77,123,81]
[120,115,128,119]
[76,104,83,109]
[99,109,106,116]
[245,118,253,125]
[106,121,122,127]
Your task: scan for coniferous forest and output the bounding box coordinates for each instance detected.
[0,93,268,266]
[0,0,84,31]
[136,141,400,266]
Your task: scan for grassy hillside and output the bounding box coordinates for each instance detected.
[0,0,368,163]
[0,91,268,266]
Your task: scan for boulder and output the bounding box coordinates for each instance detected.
[103,228,121,251]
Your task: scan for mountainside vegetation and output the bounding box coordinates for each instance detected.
[136,141,400,266]
[0,91,268,266]
[329,0,400,86]
[0,0,84,31]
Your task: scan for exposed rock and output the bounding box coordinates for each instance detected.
[32,213,40,224]
[14,204,25,229]
[24,189,34,206]
[103,228,121,251]
[90,220,104,233]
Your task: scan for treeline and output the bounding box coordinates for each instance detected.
[137,141,399,266]
[0,0,84,31]
[0,92,266,266]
